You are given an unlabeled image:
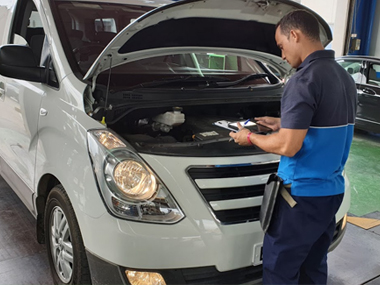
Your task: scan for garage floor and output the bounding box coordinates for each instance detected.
[1,130,380,285]
[0,177,52,284]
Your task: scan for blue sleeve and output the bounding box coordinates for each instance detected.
[280,76,318,129]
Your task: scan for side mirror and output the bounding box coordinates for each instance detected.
[0,45,45,83]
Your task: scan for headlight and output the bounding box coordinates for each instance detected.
[104,152,158,202]
[113,160,157,200]
[88,129,185,223]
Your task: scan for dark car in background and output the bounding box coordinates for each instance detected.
[336,56,380,133]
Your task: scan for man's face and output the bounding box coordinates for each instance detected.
[275,26,302,68]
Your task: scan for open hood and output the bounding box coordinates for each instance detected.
[83,0,332,81]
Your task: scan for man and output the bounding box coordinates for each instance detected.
[229,10,357,285]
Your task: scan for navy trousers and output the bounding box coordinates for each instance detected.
[262,190,344,285]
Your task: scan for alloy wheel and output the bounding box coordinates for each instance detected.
[50,206,74,283]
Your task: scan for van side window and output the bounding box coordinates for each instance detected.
[367,64,380,87]
[337,60,364,84]
[10,0,58,88]
[11,0,45,62]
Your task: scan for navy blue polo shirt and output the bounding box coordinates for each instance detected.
[277,50,357,197]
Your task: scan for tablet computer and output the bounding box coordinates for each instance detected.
[213,120,272,134]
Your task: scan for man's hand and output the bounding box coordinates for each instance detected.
[229,122,251,145]
[254,116,281,132]
[229,121,308,157]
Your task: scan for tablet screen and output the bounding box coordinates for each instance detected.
[228,121,272,134]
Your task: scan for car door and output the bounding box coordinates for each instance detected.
[336,58,367,125]
[357,60,380,129]
[0,0,46,211]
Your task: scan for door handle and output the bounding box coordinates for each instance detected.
[40,108,48,116]
[362,87,376,95]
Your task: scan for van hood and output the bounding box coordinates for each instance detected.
[83,0,332,81]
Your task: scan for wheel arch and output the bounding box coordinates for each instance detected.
[36,173,60,244]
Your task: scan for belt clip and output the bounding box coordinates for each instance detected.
[280,187,297,208]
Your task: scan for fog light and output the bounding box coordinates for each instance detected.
[125,270,166,285]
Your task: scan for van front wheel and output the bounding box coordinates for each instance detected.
[44,185,91,285]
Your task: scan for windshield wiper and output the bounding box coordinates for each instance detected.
[130,73,269,89]
[132,76,230,89]
[137,136,231,148]
[213,73,269,88]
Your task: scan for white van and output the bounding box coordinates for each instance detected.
[0,0,349,284]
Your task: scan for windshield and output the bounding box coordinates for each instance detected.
[52,1,152,75]
[51,1,280,87]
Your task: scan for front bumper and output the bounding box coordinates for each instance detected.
[87,250,262,285]
[86,217,346,285]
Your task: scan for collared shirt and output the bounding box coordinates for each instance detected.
[277,50,357,197]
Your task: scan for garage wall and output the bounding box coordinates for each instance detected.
[369,2,380,57]
[300,0,337,25]
[300,0,380,57]
[300,0,350,56]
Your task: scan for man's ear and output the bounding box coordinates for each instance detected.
[290,29,301,42]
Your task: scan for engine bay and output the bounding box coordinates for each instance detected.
[101,100,281,156]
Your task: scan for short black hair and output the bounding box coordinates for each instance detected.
[275,10,321,42]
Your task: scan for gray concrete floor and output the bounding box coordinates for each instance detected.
[328,213,380,285]
[0,177,52,284]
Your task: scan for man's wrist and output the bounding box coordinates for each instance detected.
[247,132,253,145]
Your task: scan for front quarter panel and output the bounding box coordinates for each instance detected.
[35,74,107,221]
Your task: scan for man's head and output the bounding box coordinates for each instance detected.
[275,10,323,68]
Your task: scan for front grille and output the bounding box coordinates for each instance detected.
[212,207,262,224]
[201,185,264,201]
[188,163,279,179]
[187,162,279,225]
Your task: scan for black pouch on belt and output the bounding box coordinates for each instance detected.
[259,173,283,233]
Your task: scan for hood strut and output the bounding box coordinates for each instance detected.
[98,54,113,125]
[105,54,113,111]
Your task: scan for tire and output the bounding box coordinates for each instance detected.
[44,185,92,285]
